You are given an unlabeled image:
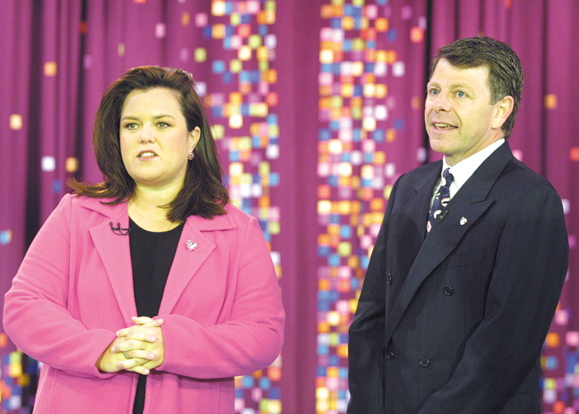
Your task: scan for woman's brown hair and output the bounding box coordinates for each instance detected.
[70,66,229,221]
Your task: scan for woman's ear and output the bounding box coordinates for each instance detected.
[189,126,201,153]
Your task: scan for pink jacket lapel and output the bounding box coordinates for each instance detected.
[84,200,136,324]
[81,197,239,320]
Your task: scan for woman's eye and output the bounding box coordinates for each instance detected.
[124,123,138,130]
[158,122,169,128]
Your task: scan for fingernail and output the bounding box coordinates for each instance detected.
[111,346,116,353]
[150,336,156,342]
[143,369,150,375]
[117,362,123,369]
[115,331,120,336]
[149,353,155,360]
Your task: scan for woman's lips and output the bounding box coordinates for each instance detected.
[137,150,157,158]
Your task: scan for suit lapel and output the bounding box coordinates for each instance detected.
[86,199,238,322]
[89,204,137,325]
[406,162,442,241]
[157,221,215,315]
[384,143,514,343]
[158,212,236,315]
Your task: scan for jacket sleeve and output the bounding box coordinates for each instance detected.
[416,185,569,413]
[347,178,401,414]
[3,194,118,379]
[157,215,285,379]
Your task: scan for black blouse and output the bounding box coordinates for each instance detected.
[129,218,184,414]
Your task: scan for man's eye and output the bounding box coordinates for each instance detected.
[456,91,466,98]
[429,89,439,96]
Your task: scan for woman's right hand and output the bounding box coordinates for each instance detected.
[96,317,163,375]
[96,336,150,374]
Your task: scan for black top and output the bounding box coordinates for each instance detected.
[129,218,184,414]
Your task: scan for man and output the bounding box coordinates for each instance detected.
[347,37,568,414]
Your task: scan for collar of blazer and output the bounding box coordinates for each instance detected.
[384,141,514,344]
[76,196,237,321]
[77,196,237,231]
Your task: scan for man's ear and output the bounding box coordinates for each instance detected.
[491,96,514,130]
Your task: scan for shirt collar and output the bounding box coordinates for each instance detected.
[442,138,505,191]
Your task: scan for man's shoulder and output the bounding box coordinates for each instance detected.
[407,161,442,176]
[395,161,441,187]
[500,157,556,192]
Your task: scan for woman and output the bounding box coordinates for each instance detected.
[3,66,285,414]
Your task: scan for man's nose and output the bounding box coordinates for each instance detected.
[433,92,451,112]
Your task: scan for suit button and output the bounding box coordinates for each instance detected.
[387,273,393,284]
[419,357,430,367]
[386,352,395,361]
[444,286,453,296]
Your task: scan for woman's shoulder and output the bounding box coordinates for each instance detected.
[185,203,257,232]
[224,203,254,222]
[53,193,126,219]
[62,193,116,209]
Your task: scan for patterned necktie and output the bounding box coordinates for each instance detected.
[427,168,454,232]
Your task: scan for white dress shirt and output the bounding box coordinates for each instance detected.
[431,139,505,205]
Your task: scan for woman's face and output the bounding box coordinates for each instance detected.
[119,87,200,192]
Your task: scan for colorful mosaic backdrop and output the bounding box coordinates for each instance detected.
[542,300,579,414]
[0,351,38,413]
[315,1,425,412]
[193,1,283,413]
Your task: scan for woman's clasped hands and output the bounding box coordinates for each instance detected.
[96,316,165,375]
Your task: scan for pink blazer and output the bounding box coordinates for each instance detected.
[4,194,285,414]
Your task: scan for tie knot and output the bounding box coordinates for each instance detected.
[442,168,454,186]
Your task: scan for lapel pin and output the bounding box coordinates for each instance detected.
[186,240,198,251]
[460,217,467,226]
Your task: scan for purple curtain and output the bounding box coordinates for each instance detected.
[0,1,577,413]
[0,0,84,342]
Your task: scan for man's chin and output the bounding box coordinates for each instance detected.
[428,137,451,155]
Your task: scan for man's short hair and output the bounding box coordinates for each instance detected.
[431,36,524,138]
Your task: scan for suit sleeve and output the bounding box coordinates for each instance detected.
[347,178,401,414]
[416,185,569,413]
[156,216,285,379]
[3,194,117,379]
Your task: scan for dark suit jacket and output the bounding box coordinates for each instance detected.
[348,142,568,414]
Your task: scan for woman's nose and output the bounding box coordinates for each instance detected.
[138,125,155,143]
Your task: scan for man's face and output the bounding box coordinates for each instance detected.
[424,58,509,166]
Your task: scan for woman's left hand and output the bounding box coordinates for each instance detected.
[112,316,165,373]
